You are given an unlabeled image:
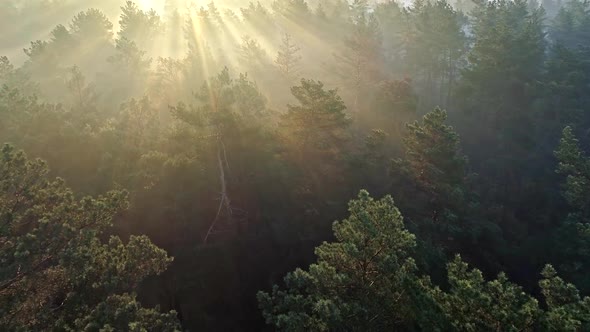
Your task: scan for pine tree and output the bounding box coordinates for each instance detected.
[238,35,269,77]
[461,0,545,114]
[393,108,469,231]
[118,1,163,50]
[555,127,590,217]
[275,33,302,81]
[333,13,383,112]
[280,79,350,163]
[553,127,590,291]
[258,190,420,331]
[456,0,547,251]
[392,108,499,273]
[279,79,351,201]
[272,0,311,20]
[170,68,275,243]
[69,8,114,42]
[373,1,407,77]
[241,2,273,32]
[543,44,590,128]
[371,78,418,133]
[0,56,37,94]
[64,66,100,129]
[0,145,180,330]
[423,258,590,330]
[550,0,590,49]
[103,37,152,104]
[539,265,590,330]
[259,192,590,331]
[407,0,467,107]
[54,9,113,66]
[428,255,541,330]
[65,66,97,109]
[397,108,467,201]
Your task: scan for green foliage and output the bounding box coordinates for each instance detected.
[70,293,180,332]
[69,8,114,42]
[392,108,494,267]
[465,0,545,98]
[3,0,590,330]
[118,1,163,49]
[280,79,351,201]
[431,255,541,331]
[258,190,419,331]
[542,44,590,128]
[453,0,551,273]
[0,145,179,331]
[0,56,37,94]
[172,67,270,136]
[456,0,546,178]
[550,0,590,49]
[539,265,590,330]
[407,0,467,106]
[553,127,590,291]
[398,108,467,200]
[169,68,284,243]
[281,79,350,155]
[556,127,590,216]
[260,192,590,331]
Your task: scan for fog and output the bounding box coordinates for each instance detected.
[1,0,588,330]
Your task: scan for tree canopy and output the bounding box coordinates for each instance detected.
[1,0,590,330]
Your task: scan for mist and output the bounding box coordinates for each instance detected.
[1,0,589,331]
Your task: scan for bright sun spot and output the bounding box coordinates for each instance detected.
[138,0,158,11]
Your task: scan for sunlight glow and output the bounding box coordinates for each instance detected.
[138,0,158,10]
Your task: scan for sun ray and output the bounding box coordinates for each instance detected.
[185,8,214,99]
